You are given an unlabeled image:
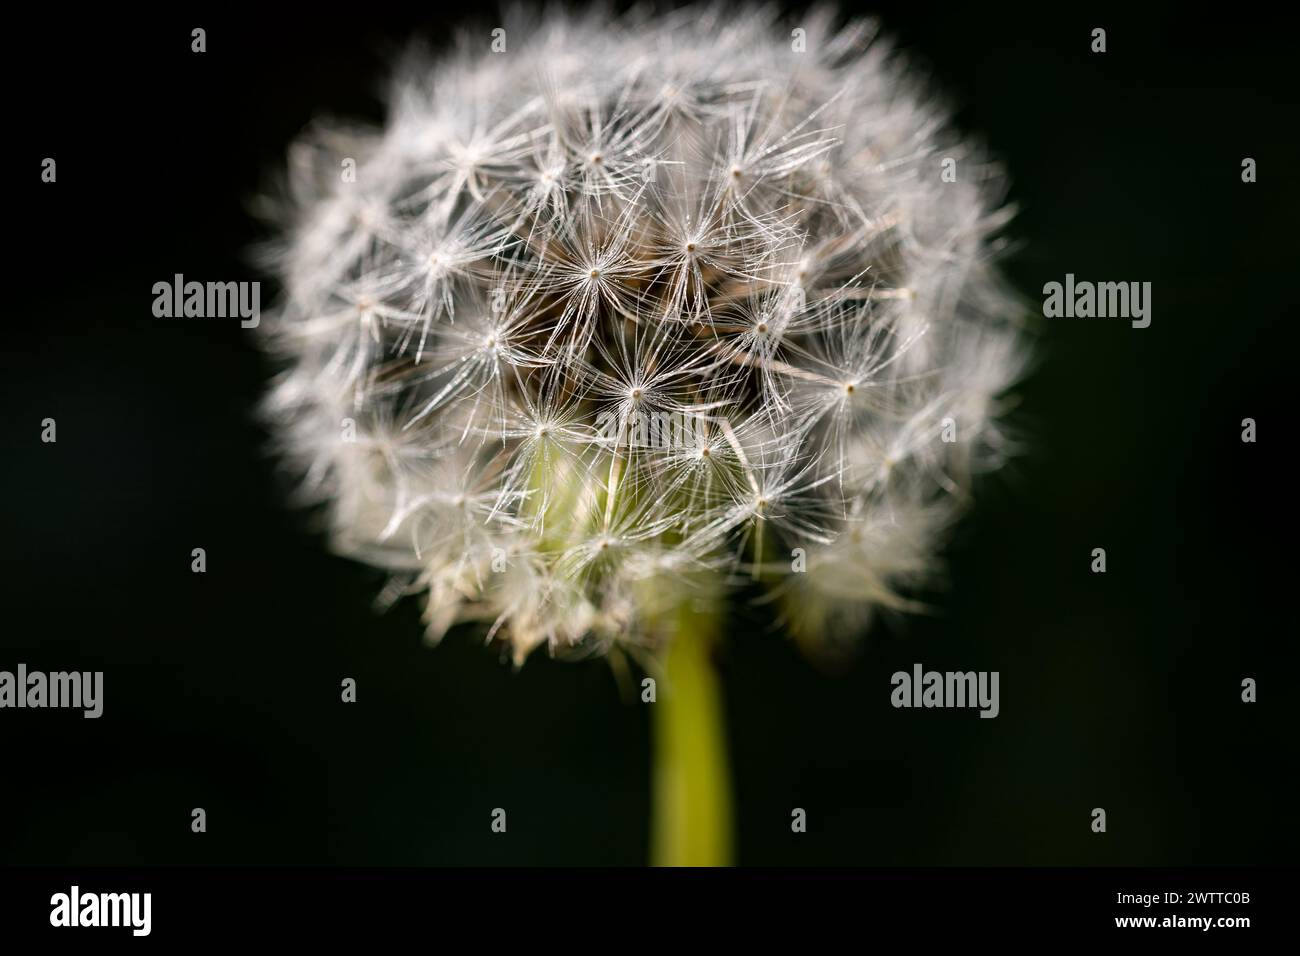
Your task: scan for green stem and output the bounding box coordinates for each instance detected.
[651,599,733,867]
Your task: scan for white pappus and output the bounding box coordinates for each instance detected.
[257,3,1028,667]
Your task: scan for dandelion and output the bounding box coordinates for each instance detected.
[258,3,1027,866]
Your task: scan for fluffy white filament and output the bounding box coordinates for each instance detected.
[259,4,1027,666]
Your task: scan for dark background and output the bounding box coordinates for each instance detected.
[2,1,1294,866]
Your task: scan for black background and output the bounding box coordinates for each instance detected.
[2,0,1295,868]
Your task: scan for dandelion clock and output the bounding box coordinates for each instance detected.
[257,4,1026,866]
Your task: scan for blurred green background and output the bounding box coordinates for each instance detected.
[2,1,1294,864]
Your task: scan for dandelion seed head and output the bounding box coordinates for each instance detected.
[259,4,1027,665]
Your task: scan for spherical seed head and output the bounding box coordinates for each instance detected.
[258,5,1027,666]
